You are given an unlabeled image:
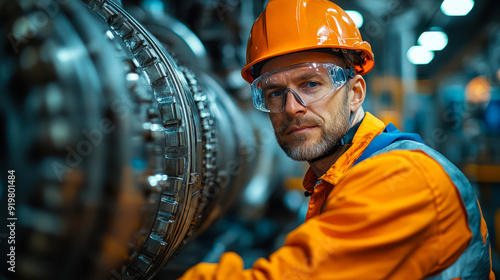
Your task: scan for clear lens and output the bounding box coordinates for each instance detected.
[251,63,348,113]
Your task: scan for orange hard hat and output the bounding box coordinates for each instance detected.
[241,0,375,84]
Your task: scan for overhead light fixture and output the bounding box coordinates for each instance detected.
[407,46,435,65]
[346,10,364,28]
[418,30,449,51]
[441,0,474,16]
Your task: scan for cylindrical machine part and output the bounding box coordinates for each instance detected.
[0,0,256,279]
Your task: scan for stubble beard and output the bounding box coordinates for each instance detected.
[275,94,351,161]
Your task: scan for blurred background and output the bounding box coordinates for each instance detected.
[1,0,499,279]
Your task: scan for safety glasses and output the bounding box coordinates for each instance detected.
[251,62,354,113]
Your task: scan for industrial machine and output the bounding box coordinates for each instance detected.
[0,0,274,279]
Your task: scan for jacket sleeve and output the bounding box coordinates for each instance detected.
[178,150,472,280]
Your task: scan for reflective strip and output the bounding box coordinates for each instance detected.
[369,140,491,280]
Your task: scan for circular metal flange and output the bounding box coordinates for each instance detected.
[81,0,205,278]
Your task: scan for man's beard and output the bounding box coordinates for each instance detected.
[275,93,351,161]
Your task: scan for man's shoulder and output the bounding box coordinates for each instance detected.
[354,147,451,184]
[336,148,456,201]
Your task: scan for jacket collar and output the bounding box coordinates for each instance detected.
[302,112,386,191]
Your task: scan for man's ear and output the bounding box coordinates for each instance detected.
[348,75,366,113]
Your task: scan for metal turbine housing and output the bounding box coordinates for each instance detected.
[0,0,256,279]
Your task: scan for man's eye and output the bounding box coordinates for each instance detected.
[268,91,283,98]
[305,81,319,88]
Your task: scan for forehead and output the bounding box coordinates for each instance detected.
[261,51,343,74]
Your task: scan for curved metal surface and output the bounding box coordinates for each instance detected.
[126,5,211,72]
[128,4,258,239]
[0,0,257,279]
[0,0,147,279]
[83,1,203,278]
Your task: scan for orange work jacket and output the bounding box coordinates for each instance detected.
[179,112,495,280]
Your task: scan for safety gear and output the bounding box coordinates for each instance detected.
[250,62,354,113]
[241,0,375,84]
[179,113,495,280]
[359,127,493,280]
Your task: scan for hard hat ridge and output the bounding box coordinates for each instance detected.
[241,0,375,84]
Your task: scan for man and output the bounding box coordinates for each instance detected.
[179,0,495,279]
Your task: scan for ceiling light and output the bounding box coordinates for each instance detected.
[418,31,448,51]
[407,46,435,65]
[441,0,474,16]
[346,10,364,28]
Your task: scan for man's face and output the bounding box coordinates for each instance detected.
[260,52,351,161]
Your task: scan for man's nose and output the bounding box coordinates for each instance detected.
[283,90,307,115]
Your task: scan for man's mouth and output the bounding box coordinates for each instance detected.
[279,117,322,136]
[286,125,316,135]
